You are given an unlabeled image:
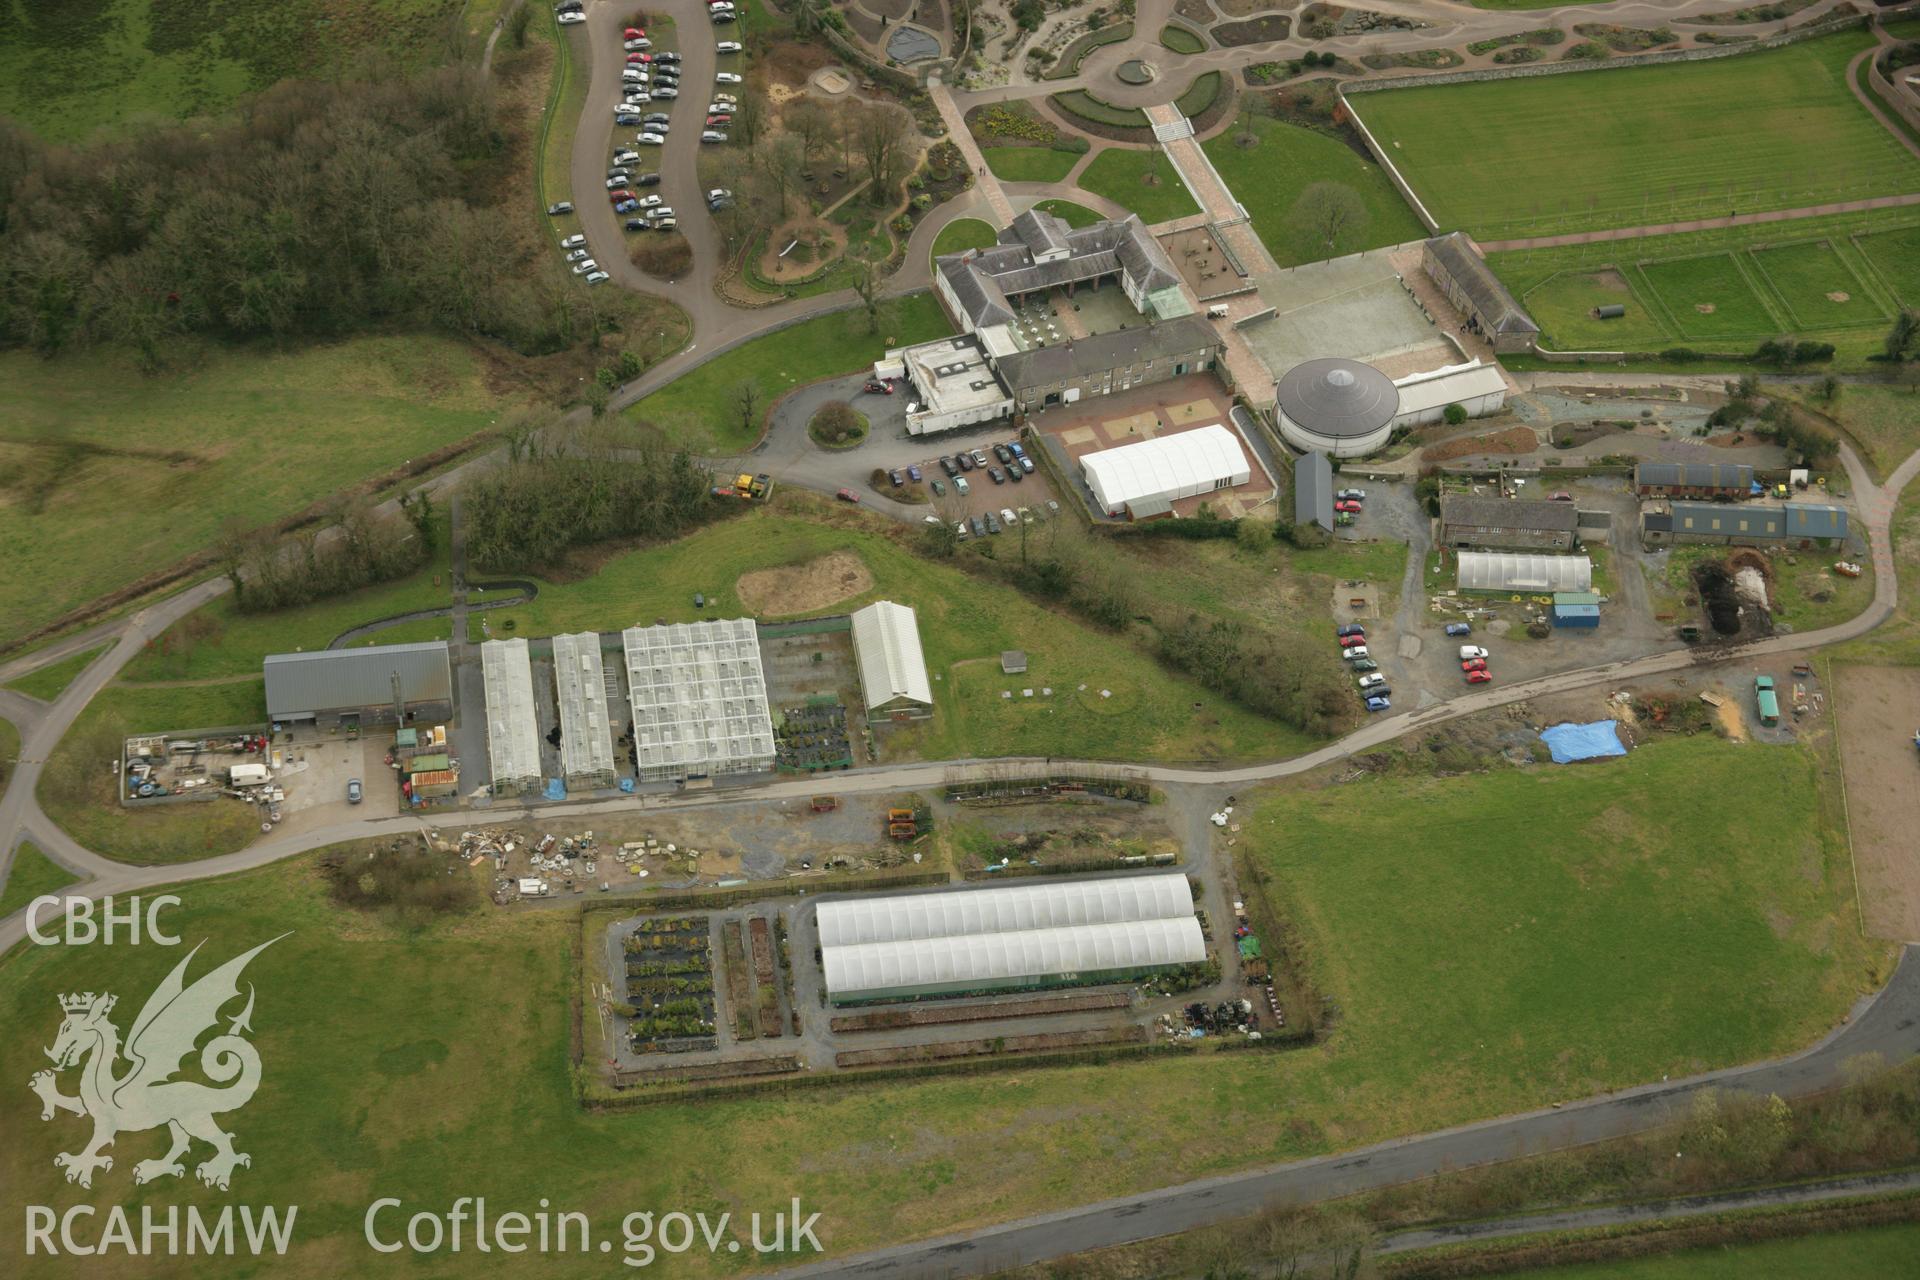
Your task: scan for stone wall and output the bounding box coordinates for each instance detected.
[1869,51,1920,137]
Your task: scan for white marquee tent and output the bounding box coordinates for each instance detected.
[1081,424,1250,518]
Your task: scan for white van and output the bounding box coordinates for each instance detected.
[1205,303,1230,319]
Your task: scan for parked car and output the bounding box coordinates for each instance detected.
[651,88,679,100]
[713,91,738,104]
[1357,673,1386,689]
[615,113,641,126]
[954,520,969,540]
[605,175,631,189]
[1335,499,1362,514]
[701,130,727,142]
[1018,456,1034,474]
[1461,657,1488,673]
[546,200,574,215]
[612,149,641,165]
[1365,695,1392,712]
[1548,490,1574,502]
[930,479,945,497]
[954,476,970,495]
[614,199,640,213]
[1046,500,1061,516]
[956,452,975,471]
[985,511,1002,534]
[992,442,1013,465]
[969,448,988,468]
[656,51,682,62]
[1338,634,1367,649]
[570,259,597,275]
[624,37,652,50]
[711,10,736,20]
[1334,513,1355,528]
[939,456,957,476]
[626,52,652,63]
[1465,670,1492,684]
[623,26,646,38]
[1335,624,1365,638]
[969,515,986,537]
[716,71,742,83]
[707,115,733,127]
[653,217,677,231]
[565,247,589,262]
[1444,622,1472,637]
[584,270,609,285]
[634,172,662,187]
[558,9,586,22]
[708,187,735,202]
[987,466,1004,484]
[647,207,674,220]
[608,188,635,201]
[1350,658,1379,673]
[347,778,363,804]
[560,233,587,248]
[1016,506,1033,524]
[835,487,859,503]
[638,132,666,145]
[1343,646,1370,662]
[624,218,648,231]
[1459,645,1489,660]
[1337,487,1366,500]
[1009,441,1026,458]
[907,464,923,482]
[999,507,1017,527]
[717,39,743,52]
[639,194,663,208]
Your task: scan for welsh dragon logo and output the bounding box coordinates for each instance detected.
[30,936,286,1191]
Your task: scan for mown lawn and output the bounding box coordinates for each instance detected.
[1750,240,1891,331]
[0,337,501,652]
[1034,198,1107,228]
[39,681,270,865]
[983,147,1080,183]
[1638,253,1779,342]
[930,218,1000,268]
[3,645,110,702]
[0,0,465,141]
[1491,1221,1920,1279]
[0,843,80,919]
[1078,147,1200,223]
[627,292,950,451]
[0,732,1880,1280]
[1350,29,1918,237]
[1203,115,1427,267]
[474,506,1310,764]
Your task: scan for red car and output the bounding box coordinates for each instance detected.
[835,488,860,503]
[1465,670,1493,684]
[1461,657,1488,673]
[1339,634,1368,649]
[627,52,652,63]
[1335,499,1362,514]
[863,380,893,395]
[707,114,732,127]
[608,188,635,203]
[624,27,646,39]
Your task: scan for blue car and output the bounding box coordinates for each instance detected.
[1365,695,1391,713]
[1444,622,1472,637]
[614,199,640,213]
[907,464,922,483]
[1009,441,1026,459]
[615,114,641,126]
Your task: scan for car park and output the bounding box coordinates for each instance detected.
[1358,673,1386,689]
[987,466,1004,484]
[560,233,587,248]
[585,270,609,285]
[1460,645,1489,660]
[1335,624,1365,638]
[546,200,574,215]
[1444,622,1471,637]
[1465,670,1492,684]
[717,39,743,52]
[1365,695,1392,712]
[1338,634,1367,649]
[954,476,970,495]
[836,488,859,503]
[1461,657,1488,673]
[1344,646,1370,662]
[570,259,597,275]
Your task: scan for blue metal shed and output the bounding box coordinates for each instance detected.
[1551,591,1600,629]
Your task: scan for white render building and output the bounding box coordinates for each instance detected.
[1389,360,1509,430]
[1081,423,1251,520]
[551,632,619,790]
[620,618,775,783]
[850,601,934,722]
[816,874,1205,1004]
[480,638,543,796]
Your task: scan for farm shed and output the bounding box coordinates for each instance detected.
[481,638,543,796]
[1551,591,1602,628]
[1457,551,1593,594]
[851,601,935,722]
[551,632,619,790]
[1421,232,1541,354]
[1440,494,1579,552]
[1293,449,1334,533]
[1641,501,1850,548]
[1081,423,1251,519]
[621,618,776,783]
[1388,361,1508,430]
[264,641,451,729]
[1634,462,1754,499]
[816,875,1204,1005]
[1274,357,1399,458]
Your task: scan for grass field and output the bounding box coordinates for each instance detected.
[1750,239,1891,330]
[1203,116,1427,267]
[0,337,501,653]
[1775,384,1920,482]
[1033,199,1107,228]
[1350,30,1920,237]
[0,731,1878,1279]
[626,293,949,452]
[929,218,1000,271]
[1639,253,1782,342]
[983,147,1081,183]
[0,843,80,920]
[40,681,270,865]
[3,645,109,703]
[0,0,465,141]
[471,507,1310,764]
[1078,148,1201,223]
[1492,1221,1920,1279]
[1833,485,1920,665]
[1520,268,1671,350]
[1856,223,1920,307]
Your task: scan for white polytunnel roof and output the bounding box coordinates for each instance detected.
[850,600,933,708]
[1457,551,1592,593]
[481,638,542,792]
[817,875,1203,998]
[822,918,1206,999]
[817,874,1194,947]
[1080,423,1249,510]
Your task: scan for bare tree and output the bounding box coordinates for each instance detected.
[854,102,913,204]
[730,91,767,148]
[733,378,763,438]
[847,253,882,334]
[1288,181,1370,255]
[760,134,806,219]
[786,98,832,163]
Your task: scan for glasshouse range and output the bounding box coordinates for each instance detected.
[815,875,1205,1004]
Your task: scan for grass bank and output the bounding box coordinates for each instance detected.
[0,843,81,919]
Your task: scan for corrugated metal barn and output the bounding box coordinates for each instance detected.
[264,641,451,728]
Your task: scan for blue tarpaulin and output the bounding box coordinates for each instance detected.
[1540,720,1627,764]
[543,777,567,802]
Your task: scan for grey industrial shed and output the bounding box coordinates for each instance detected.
[264,642,452,728]
[1293,450,1334,533]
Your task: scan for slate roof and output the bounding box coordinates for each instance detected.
[264,642,451,719]
[1635,461,1755,490]
[1425,232,1540,337]
[994,314,1219,391]
[938,214,1180,330]
[1294,449,1334,532]
[1441,494,1579,533]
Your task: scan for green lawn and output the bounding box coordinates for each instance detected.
[1159,23,1206,53]
[1750,240,1891,330]
[0,732,1879,1280]
[40,681,270,865]
[1856,224,1920,308]
[1034,199,1107,228]
[1078,148,1201,224]
[1519,268,1671,350]
[983,147,1081,183]
[1834,484,1920,665]
[1049,90,1149,129]
[1638,253,1781,342]
[0,337,501,652]
[930,218,1000,270]
[1350,29,1920,237]
[538,11,586,213]
[626,293,950,451]
[0,0,464,141]
[0,843,80,920]
[473,508,1309,764]
[3,645,109,702]
[0,716,16,796]
[1203,115,1427,267]
[1491,1221,1920,1279]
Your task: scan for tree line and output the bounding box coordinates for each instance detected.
[0,60,603,363]
[462,418,716,570]
[217,492,435,615]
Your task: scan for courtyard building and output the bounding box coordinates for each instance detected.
[1421,232,1541,354]
[1634,461,1756,499]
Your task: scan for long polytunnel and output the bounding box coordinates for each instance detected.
[816,875,1194,947]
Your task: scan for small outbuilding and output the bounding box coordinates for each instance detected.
[1634,462,1755,499]
[1000,650,1028,675]
[1551,591,1602,629]
[1293,449,1334,533]
[852,601,935,722]
[1274,358,1399,458]
[1389,361,1508,430]
[1421,232,1541,354]
[1081,423,1251,519]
